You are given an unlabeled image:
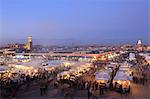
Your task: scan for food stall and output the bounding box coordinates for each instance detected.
[95,72,111,87]
[57,71,70,80]
[113,71,130,92]
[105,63,118,70]
[57,62,92,81]
[0,66,8,73]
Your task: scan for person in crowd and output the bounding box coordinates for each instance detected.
[99,85,102,95]
[92,89,98,99]
[120,85,123,93]
[26,75,30,87]
[87,87,91,99]
[45,79,48,95]
[64,91,69,99]
[70,88,74,99]
[95,82,98,90]
[40,80,44,96]
[89,87,93,99]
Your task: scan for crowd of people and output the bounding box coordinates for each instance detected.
[0,69,45,98]
[132,65,149,85]
[132,55,150,85]
[0,67,59,98]
[54,67,113,99]
[0,53,149,99]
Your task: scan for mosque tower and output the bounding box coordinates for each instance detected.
[26,36,32,50]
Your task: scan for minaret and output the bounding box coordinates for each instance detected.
[27,36,32,50]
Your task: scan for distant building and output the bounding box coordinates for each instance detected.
[25,36,32,50]
[6,36,33,52]
[146,46,150,51]
[3,48,15,55]
[136,39,143,51]
[137,39,142,45]
[121,44,135,51]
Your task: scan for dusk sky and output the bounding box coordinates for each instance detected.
[0,0,149,45]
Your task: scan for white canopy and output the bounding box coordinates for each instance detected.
[16,59,44,68]
[0,66,8,73]
[95,72,110,81]
[114,71,129,81]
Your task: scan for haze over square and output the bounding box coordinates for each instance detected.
[0,0,149,45]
